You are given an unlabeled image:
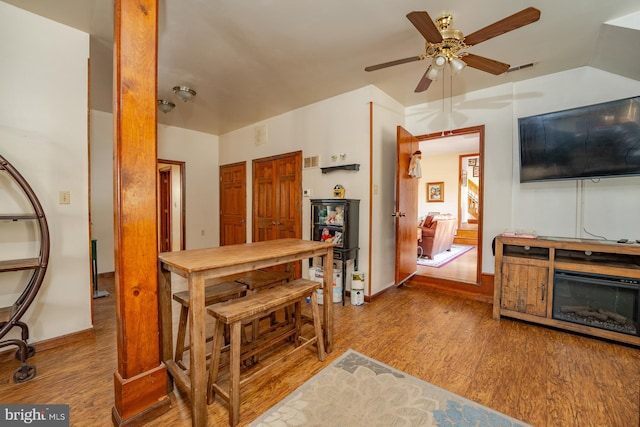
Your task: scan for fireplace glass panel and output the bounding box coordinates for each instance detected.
[553,270,639,336]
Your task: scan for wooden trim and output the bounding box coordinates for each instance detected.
[368,101,373,298]
[88,57,94,324]
[416,125,486,292]
[0,328,95,363]
[407,273,494,303]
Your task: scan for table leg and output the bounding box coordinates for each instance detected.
[158,265,174,392]
[229,321,242,427]
[188,274,208,426]
[322,251,333,353]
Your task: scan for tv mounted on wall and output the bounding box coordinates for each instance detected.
[518,96,640,183]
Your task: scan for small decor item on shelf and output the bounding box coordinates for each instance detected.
[325,209,337,224]
[320,227,333,242]
[334,205,344,225]
[333,184,345,199]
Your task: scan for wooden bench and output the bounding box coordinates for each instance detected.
[234,269,294,348]
[233,269,293,291]
[206,279,325,427]
[172,280,248,369]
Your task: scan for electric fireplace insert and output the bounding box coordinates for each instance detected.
[553,270,640,336]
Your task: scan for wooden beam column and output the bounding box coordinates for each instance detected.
[112,0,170,425]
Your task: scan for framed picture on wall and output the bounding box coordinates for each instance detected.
[473,165,479,177]
[468,158,477,166]
[427,182,444,202]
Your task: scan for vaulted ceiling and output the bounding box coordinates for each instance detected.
[5,0,640,135]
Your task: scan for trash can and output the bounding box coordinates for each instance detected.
[351,272,365,306]
[309,266,342,304]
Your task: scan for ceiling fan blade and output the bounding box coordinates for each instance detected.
[414,67,434,93]
[462,53,510,75]
[364,56,423,72]
[464,7,540,46]
[406,11,443,44]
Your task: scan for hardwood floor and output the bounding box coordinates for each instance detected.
[1,274,639,426]
[417,245,478,283]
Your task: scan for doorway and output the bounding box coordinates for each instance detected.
[157,159,185,252]
[415,126,484,286]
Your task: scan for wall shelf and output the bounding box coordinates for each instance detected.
[320,164,360,174]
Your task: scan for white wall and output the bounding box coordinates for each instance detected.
[0,2,92,342]
[407,67,640,273]
[512,67,640,241]
[370,88,405,295]
[157,124,220,249]
[90,111,115,273]
[220,87,378,292]
[90,112,220,273]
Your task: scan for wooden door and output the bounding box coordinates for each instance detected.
[159,167,171,252]
[252,152,301,242]
[219,162,247,246]
[273,155,300,239]
[395,126,419,286]
[253,152,302,276]
[253,159,276,241]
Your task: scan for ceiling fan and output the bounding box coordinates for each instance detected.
[365,7,541,93]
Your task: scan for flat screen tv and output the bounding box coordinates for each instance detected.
[518,96,640,182]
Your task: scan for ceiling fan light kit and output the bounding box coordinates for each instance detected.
[365,7,541,93]
[449,57,467,76]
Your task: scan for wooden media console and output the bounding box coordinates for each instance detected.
[493,235,640,346]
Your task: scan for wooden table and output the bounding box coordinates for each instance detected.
[158,238,335,427]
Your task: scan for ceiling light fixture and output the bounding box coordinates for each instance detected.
[173,86,197,102]
[157,99,175,113]
[449,57,467,76]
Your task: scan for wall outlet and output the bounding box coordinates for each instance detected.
[303,189,312,197]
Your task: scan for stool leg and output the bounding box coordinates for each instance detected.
[293,300,302,347]
[174,305,189,366]
[310,291,325,361]
[207,319,224,405]
[229,321,242,427]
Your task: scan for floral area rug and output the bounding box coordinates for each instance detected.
[249,349,530,427]
[417,244,474,268]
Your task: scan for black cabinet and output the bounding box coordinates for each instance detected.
[310,199,359,304]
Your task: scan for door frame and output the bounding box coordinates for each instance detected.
[158,166,172,252]
[157,159,186,251]
[413,125,486,295]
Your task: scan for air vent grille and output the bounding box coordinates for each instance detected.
[303,156,320,169]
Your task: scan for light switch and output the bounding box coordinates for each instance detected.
[59,191,71,204]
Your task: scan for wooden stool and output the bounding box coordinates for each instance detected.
[206,279,325,427]
[235,269,295,348]
[172,280,247,368]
